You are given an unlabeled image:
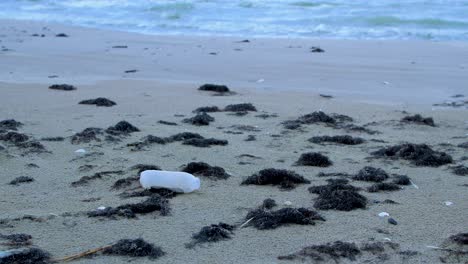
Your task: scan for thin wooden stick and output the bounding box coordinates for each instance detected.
[53,245,112,262]
[239,217,254,228]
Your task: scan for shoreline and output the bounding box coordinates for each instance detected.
[1,18,468,106]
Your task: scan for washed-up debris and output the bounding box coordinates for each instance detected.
[295,152,332,167]
[105,121,140,136]
[127,135,166,151]
[71,170,123,187]
[57,238,164,262]
[193,106,221,113]
[245,207,324,230]
[87,195,170,219]
[0,248,51,264]
[103,239,164,259]
[79,98,116,107]
[124,69,138,73]
[317,172,351,177]
[183,112,215,126]
[255,113,278,119]
[245,135,256,141]
[308,135,364,145]
[157,120,177,126]
[119,187,177,199]
[9,176,34,185]
[74,149,86,154]
[278,241,360,262]
[0,233,32,246]
[451,165,468,176]
[368,182,401,193]
[71,127,103,144]
[261,199,277,210]
[182,138,228,147]
[392,175,411,185]
[16,141,47,153]
[112,45,128,48]
[140,170,200,193]
[319,94,333,98]
[198,84,230,93]
[388,218,398,225]
[167,132,203,142]
[309,179,367,211]
[378,212,390,218]
[372,143,453,167]
[458,142,468,149]
[241,168,310,190]
[401,114,435,126]
[224,103,257,112]
[0,132,29,144]
[48,84,76,91]
[310,46,325,53]
[181,162,230,180]
[353,167,389,182]
[41,137,65,142]
[445,201,453,206]
[0,120,22,131]
[186,223,235,248]
[56,33,68,37]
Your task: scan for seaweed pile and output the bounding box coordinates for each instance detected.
[102,239,164,259]
[308,135,364,145]
[309,179,367,211]
[87,195,170,219]
[79,97,116,107]
[295,152,332,167]
[401,114,435,126]
[186,223,235,248]
[241,168,310,190]
[278,241,361,262]
[182,112,215,126]
[352,166,389,182]
[0,122,47,153]
[48,84,76,91]
[372,143,452,167]
[181,162,230,180]
[9,176,34,185]
[244,207,324,230]
[198,84,232,95]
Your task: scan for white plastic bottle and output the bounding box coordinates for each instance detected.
[140,170,200,193]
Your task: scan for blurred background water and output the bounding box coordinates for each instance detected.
[1,0,468,40]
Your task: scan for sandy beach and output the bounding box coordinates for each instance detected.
[0,19,467,263]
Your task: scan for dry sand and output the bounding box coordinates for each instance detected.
[0,19,467,263]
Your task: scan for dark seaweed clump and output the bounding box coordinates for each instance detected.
[245,207,324,230]
[193,106,221,113]
[103,238,165,259]
[198,84,230,93]
[367,182,401,193]
[167,132,204,142]
[182,138,228,148]
[261,198,277,209]
[300,112,337,124]
[393,175,411,185]
[309,135,364,145]
[119,188,177,199]
[278,241,361,262]
[183,112,215,126]
[372,143,452,167]
[295,152,332,167]
[0,132,29,143]
[449,233,468,245]
[241,168,310,190]
[458,142,468,149]
[71,170,123,187]
[49,84,76,91]
[41,137,65,142]
[0,119,22,131]
[401,114,435,126]
[181,162,230,180]
[157,120,177,126]
[9,176,34,185]
[224,103,257,112]
[87,195,170,219]
[353,166,389,182]
[127,135,166,150]
[105,121,140,136]
[309,179,367,211]
[451,165,468,176]
[0,233,32,246]
[186,223,235,248]
[0,248,51,264]
[71,127,103,144]
[79,97,116,107]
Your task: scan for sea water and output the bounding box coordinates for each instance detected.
[0,0,467,40]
